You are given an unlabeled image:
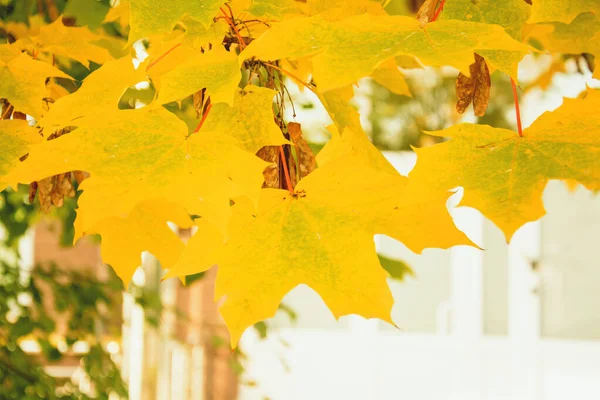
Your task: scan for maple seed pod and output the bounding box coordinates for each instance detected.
[256,146,281,189]
[416,0,440,26]
[288,122,316,180]
[455,53,491,117]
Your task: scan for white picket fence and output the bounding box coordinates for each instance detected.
[239,329,600,400]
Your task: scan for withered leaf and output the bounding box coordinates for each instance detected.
[416,0,440,26]
[256,146,280,189]
[256,144,298,190]
[29,126,79,212]
[288,122,316,180]
[192,88,211,119]
[36,172,76,213]
[455,53,491,117]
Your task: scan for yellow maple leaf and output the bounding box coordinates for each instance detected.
[175,16,229,50]
[14,18,112,68]
[240,14,529,92]
[0,45,71,119]
[159,218,223,280]
[202,85,290,153]
[216,185,394,346]
[317,126,473,251]
[302,0,388,19]
[441,0,531,39]
[151,46,241,106]
[525,13,600,78]
[317,124,397,175]
[316,87,470,251]
[104,0,131,31]
[9,107,267,237]
[40,56,147,130]
[370,58,412,97]
[127,0,226,44]
[91,198,193,286]
[409,90,600,241]
[166,162,398,345]
[0,120,42,191]
[166,146,472,345]
[318,86,364,134]
[528,0,600,24]
[143,20,228,74]
[233,0,385,22]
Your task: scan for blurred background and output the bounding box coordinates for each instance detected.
[1,0,600,399]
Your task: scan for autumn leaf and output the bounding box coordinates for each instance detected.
[104,0,131,30]
[240,14,528,91]
[216,185,394,346]
[176,15,230,49]
[525,12,600,78]
[14,18,112,68]
[91,198,193,286]
[166,157,401,346]
[370,58,412,97]
[378,254,415,281]
[455,53,491,117]
[528,0,600,24]
[241,0,304,20]
[8,106,267,238]
[409,90,600,240]
[127,0,226,44]
[151,46,241,106]
[318,86,364,134]
[39,56,147,130]
[301,0,387,19]
[0,120,42,191]
[0,45,71,119]
[441,0,531,38]
[202,85,289,153]
[317,126,473,251]
[166,142,471,345]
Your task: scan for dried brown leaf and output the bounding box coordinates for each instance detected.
[256,146,280,189]
[193,88,208,119]
[416,0,439,26]
[455,53,491,117]
[287,122,316,180]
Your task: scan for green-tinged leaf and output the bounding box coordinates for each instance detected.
[0,46,71,118]
[15,18,112,67]
[63,0,111,30]
[152,46,241,106]
[526,12,600,77]
[0,120,42,191]
[377,254,414,281]
[95,199,193,285]
[409,90,600,240]
[441,0,531,38]
[40,56,147,130]
[128,0,226,43]
[241,14,529,91]
[9,107,267,238]
[203,85,289,153]
[528,0,600,24]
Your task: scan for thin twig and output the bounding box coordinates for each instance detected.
[510,78,523,137]
[279,146,294,193]
[193,103,213,133]
[263,62,316,93]
[220,7,246,50]
[432,0,447,22]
